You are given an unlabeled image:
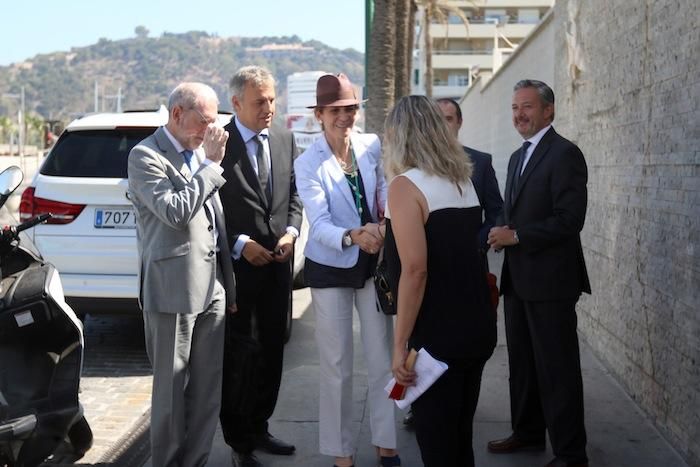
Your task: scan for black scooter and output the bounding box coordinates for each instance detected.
[0,166,92,467]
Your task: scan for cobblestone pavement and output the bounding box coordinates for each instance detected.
[77,313,152,464]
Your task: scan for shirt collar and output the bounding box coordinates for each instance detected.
[524,124,551,148]
[162,126,187,154]
[235,116,269,143]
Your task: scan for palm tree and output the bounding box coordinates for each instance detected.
[366,0,474,132]
[416,0,472,97]
[394,0,416,101]
[0,116,16,146]
[24,113,45,148]
[365,0,397,134]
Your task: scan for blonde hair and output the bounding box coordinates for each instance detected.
[383,95,472,185]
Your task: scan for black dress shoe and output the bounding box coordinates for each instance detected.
[254,432,296,455]
[487,434,546,453]
[233,451,263,467]
[544,458,588,467]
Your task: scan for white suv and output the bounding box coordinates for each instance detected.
[20,107,305,330]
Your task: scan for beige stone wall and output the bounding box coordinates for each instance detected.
[556,1,699,464]
[459,1,700,464]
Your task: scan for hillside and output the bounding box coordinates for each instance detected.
[0,31,365,121]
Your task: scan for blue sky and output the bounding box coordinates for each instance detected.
[1,0,366,66]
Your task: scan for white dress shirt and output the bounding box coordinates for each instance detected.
[520,124,552,174]
[162,126,221,247]
[231,117,299,259]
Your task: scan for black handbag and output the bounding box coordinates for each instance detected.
[374,248,396,315]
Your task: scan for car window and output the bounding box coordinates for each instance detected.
[41,128,156,178]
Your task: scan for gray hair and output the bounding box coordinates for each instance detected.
[229,66,276,98]
[383,95,472,185]
[168,82,219,111]
[514,79,555,119]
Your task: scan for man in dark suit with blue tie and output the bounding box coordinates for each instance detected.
[487,80,591,467]
[218,66,302,467]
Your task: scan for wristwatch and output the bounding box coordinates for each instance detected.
[342,231,353,248]
[513,230,520,244]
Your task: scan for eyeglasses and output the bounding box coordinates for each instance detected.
[187,107,217,125]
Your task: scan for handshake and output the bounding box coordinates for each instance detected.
[347,222,385,255]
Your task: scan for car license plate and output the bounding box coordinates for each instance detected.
[94,208,136,229]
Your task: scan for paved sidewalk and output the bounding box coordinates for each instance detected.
[144,280,688,467]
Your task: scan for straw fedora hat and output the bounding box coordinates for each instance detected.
[307,73,367,108]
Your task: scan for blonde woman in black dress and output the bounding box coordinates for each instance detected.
[381,95,497,467]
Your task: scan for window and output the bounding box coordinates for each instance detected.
[518,9,540,24]
[41,128,157,178]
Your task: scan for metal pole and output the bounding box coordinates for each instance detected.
[18,86,25,157]
[94,81,99,113]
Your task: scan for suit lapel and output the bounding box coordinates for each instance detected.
[268,130,283,208]
[504,150,518,216]
[154,127,192,179]
[511,127,556,206]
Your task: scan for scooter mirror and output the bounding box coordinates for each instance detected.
[0,165,24,196]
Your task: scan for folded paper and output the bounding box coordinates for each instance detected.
[384,347,448,409]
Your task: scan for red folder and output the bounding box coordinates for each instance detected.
[388,348,418,400]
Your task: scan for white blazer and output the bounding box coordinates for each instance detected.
[294,132,388,269]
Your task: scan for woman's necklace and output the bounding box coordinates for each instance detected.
[344,148,363,215]
[336,151,355,176]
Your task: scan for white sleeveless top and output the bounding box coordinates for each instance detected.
[385,168,480,219]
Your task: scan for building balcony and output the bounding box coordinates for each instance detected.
[430,21,534,39]
[432,50,493,69]
[431,84,469,99]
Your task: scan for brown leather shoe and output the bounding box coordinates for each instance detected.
[544,458,588,467]
[487,434,545,453]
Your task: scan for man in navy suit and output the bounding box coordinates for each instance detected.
[218,66,302,467]
[487,80,590,467]
[437,98,504,252]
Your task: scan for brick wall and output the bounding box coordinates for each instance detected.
[459,0,699,464]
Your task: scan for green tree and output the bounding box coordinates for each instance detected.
[0,116,16,145]
[24,113,45,147]
[135,25,150,39]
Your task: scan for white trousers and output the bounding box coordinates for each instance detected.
[311,279,397,457]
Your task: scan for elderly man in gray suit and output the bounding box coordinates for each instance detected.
[128,82,236,467]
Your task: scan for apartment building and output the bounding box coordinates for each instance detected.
[411,0,554,99]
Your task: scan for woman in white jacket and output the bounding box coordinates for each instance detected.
[294,74,399,467]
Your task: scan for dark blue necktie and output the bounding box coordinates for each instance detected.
[511,141,531,197]
[182,149,194,170]
[255,135,272,202]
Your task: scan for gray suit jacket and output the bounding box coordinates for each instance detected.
[127,127,236,314]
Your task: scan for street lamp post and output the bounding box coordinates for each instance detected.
[2,86,25,156]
